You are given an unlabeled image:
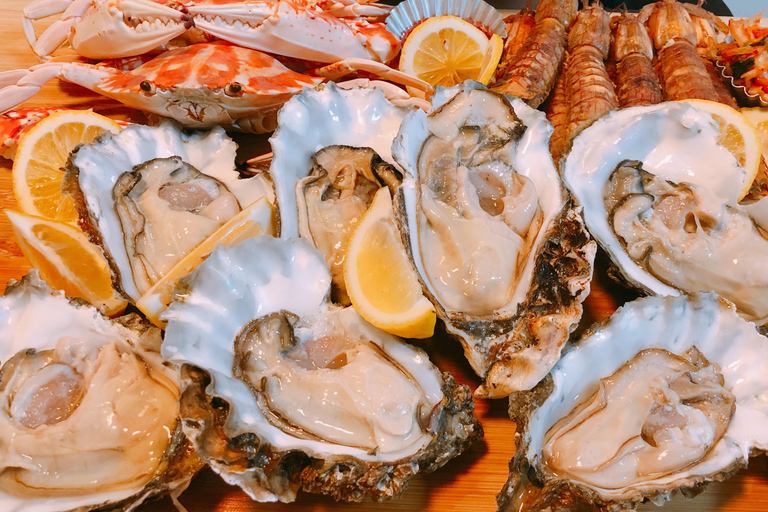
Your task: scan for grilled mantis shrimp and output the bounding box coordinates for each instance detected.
[611,12,662,108]
[491,0,577,108]
[642,0,719,101]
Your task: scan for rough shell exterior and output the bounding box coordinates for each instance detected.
[179,364,480,503]
[497,293,768,512]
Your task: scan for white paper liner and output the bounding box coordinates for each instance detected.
[385,0,506,42]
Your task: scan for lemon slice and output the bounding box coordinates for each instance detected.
[742,107,768,159]
[13,110,122,225]
[399,15,495,88]
[344,188,436,339]
[136,198,276,327]
[683,99,762,200]
[6,210,127,316]
[478,33,504,85]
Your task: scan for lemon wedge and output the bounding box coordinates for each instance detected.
[478,34,504,85]
[683,99,762,200]
[399,15,499,88]
[136,197,276,326]
[7,210,127,316]
[742,107,768,160]
[344,188,436,339]
[12,110,121,225]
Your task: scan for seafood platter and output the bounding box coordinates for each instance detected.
[1,0,768,510]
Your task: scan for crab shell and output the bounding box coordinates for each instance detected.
[91,42,322,132]
[498,293,768,511]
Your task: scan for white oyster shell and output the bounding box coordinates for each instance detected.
[161,236,480,503]
[499,293,768,511]
[269,82,414,238]
[69,122,273,302]
[0,272,200,512]
[393,82,595,397]
[562,102,768,324]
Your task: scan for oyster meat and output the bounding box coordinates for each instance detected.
[562,102,768,325]
[0,272,201,511]
[297,145,403,304]
[65,122,273,303]
[499,293,768,511]
[161,236,481,503]
[392,83,595,397]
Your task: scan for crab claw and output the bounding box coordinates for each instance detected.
[70,0,189,59]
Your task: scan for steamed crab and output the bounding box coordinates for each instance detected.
[0,42,429,132]
[22,0,399,62]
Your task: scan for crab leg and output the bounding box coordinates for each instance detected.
[310,58,433,95]
[0,61,109,114]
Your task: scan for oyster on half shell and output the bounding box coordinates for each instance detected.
[392,83,595,397]
[65,122,273,303]
[0,272,201,512]
[498,293,768,511]
[562,102,768,326]
[161,236,481,503]
[269,82,414,240]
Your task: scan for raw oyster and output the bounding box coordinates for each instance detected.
[161,236,481,503]
[562,102,768,325]
[498,293,768,511]
[297,145,403,304]
[65,121,274,303]
[392,83,595,398]
[0,271,201,511]
[269,82,414,239]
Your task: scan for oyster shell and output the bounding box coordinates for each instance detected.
[392,83,595,397]
[65,122,273,303]
[0,271,201,511]
[562,102,768,325]
[498,293,768,511]
[269,82,414,239]
[161,236,481,503]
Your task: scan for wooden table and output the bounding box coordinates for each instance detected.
[1,1,767,511]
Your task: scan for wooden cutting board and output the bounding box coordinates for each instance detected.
[1,1,766,510]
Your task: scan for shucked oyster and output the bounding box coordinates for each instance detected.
[393,83,595,397]
[297,145,403,304]
[562,102,768,325]
[65,122,273,303]
[498,293,768,511]
[269,82,413,240]
[161,236,481,503]
[0,272,201,511]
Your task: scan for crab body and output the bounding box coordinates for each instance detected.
[0,43,322,132]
